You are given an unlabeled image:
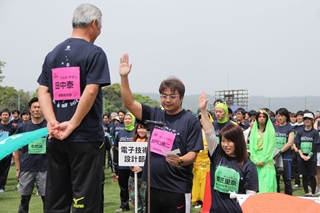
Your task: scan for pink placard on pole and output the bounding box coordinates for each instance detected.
[52,67,81,101]
[150,128,176,156]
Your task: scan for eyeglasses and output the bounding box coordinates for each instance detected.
[160,94,179,100]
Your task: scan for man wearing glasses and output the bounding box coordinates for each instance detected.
[119,53,203,213]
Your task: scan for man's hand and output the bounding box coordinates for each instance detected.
[119,53,132,77]
[199,91,208,111]
[54,121,77,140]
[166,154,180,167]
[16,170,19,182]
[47,120,59,139]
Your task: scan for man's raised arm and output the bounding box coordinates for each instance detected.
[119,53,142,120]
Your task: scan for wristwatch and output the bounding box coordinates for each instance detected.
[178,156,184,167]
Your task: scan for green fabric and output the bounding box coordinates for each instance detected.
[215,103,228,124]
[125,112,136,132]
[249,113,277,193]
[0,128,48,160]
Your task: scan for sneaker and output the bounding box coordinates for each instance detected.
[293,184,299,189]
[114,208,129,212]
[0,189,4,194]
[194,204,202,209]
[315,189,320,195]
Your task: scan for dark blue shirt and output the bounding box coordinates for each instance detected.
[0,122,16,136]
[210,147,258,213]
[37,38,111,143]
[140,104,203,193]
[294,128,320,161]
[15,120,48,172]
[274,123,295,159]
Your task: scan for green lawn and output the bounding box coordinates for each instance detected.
[0,163,308,213]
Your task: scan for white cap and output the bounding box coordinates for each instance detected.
[303,113,314,120]
[113,116,120,122]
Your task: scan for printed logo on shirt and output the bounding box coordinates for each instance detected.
[73,197,84,209]
[301,136,313,142]
[65,45,71,51]
[275,132,287,137]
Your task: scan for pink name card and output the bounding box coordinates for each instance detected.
[52,67,81,101]
[150,128,176,156]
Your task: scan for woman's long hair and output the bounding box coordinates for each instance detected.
[132,123,148,142]
[219,124,249,168]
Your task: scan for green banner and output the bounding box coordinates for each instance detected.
[0,128,48,160]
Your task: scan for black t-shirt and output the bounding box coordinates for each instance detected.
[37,38,111,143]
[140,105,203,193]
[0,122,16,136]
[294,128,320,161]
[114,129,134,170]
[236,120,249,131]
[112,122,125,138]
[274,123,295,159]
[212,120,234,143]
[15,120,48,172]
[210,147,258,213]
[293,123,304,133]
[10,118,22,128]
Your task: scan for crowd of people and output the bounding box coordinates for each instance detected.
[1,3,320,213]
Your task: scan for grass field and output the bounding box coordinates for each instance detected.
[0,163,310,213]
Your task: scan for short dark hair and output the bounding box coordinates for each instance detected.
[103,113,110,119]
[235,108,246,116]
[219,124,249,168]
[296,110,304,116]
[159,77,185,100]
[28,97,39,108]
[21,110,30,117]
[248,110,256,117]
[12,109,20,115]
[118,109,126,115]
[276,108,290,123]
[1,108,11,116]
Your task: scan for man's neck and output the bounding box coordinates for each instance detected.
[1,120,9,125]
[71,28,95,43]
[279,121,287,127]
[31,117,44,125]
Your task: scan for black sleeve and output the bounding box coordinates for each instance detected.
[312,131,319,154]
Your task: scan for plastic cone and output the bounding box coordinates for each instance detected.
[200,171,211,213]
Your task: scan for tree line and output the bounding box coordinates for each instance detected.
[0,61,159,112]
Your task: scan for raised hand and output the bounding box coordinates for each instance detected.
[119,53,132,77]
[199,91,208,111]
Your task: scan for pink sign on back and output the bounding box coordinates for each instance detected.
[52,67,81,101]
[150,128,176,156]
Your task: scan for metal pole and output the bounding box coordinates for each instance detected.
[134,172,138,213]
[305,97,307,109]
[147,130,151,213]
[18,93,20,111]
